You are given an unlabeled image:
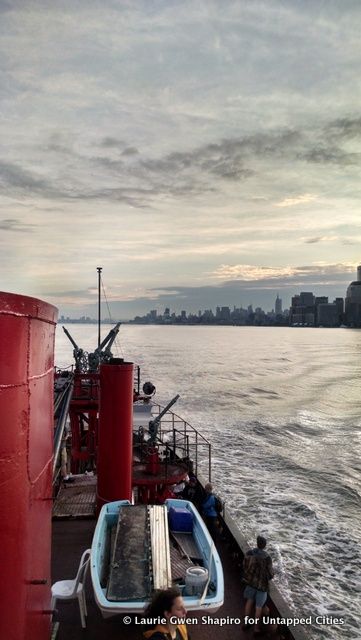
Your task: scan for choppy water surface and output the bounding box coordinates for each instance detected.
[56,325,361,639]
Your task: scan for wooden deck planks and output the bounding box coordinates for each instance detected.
[149,505,172,590]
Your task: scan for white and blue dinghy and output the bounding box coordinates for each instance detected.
[91,498,224,617]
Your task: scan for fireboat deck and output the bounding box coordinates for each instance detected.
[51,519,285,640]
[53,475,97,518]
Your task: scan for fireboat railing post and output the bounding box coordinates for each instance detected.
[195,431,198,477]
[97,266,102,348]
[137,366,140,395]
[208,444,211,482]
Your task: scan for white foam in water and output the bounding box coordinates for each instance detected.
[56,325,361,639]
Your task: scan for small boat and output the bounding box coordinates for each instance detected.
[91,498,224,617]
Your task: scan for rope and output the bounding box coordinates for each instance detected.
[100,275,124,358]
[101,277,114,324]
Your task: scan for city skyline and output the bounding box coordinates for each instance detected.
[61,263,361,326]
[60,287,346,323]
[1,2,361,315]
[47,268,356,319]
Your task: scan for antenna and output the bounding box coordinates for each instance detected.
[97,266,102,348]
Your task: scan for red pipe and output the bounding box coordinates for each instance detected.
[97,359,134,511]
[0,292,57,640]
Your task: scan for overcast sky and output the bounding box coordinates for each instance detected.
[1,0,360,318]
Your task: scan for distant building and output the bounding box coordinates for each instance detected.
[254,307,265,324]
[345,265,361,327]
[315,296,328,325]
[300,291,315,307]
[290,292,315,325]
[220,306,231,321]
[275,294,282,315]
[203,309,214,321]
[333,298,344,324]
[317,303,338,327]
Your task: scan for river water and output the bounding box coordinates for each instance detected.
[55,325,361,639]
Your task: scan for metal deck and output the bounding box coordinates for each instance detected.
[53,475,97,519]
[51,519,289,640]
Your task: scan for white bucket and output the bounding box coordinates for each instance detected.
[184,566,209,596]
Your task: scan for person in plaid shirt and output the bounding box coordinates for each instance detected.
[242,535,274,634]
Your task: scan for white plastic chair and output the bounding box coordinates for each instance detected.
[51,548,91,628]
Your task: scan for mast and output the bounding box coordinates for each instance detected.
[97,266,102,348]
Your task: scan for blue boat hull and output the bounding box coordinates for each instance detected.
[91,498,224,617]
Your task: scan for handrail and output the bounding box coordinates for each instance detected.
[149,401,212,481]
[53,374,74,476]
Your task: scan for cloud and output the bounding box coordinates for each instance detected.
[0,1,12,14]
[1,114,359,207]
[304,236,326,244]
[211,264,296,281]
[0,161,54,197]
[275,194,317,208]
[210,262,357,283]
[302,147,360,166]
[302,235,339,244]
[100,139,139,155]
[0,0,360,318]
[0,157,153,207]
[0,217,34,232]
[121,147,139,156]
[327,116,361,140]
[100,137,125,149]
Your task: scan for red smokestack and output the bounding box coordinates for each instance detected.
[97,359,134,511]
[0,292,57,640]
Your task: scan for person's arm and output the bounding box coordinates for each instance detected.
[243,550,251,571]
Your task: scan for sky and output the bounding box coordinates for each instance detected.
[1,0,361,319]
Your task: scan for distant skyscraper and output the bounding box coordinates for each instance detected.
[289,291,315,325]
[317,303,338,327]
[345,265,361,326]
[299,292,315,306]
[220,306,231,321]
[275,294,282,315]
